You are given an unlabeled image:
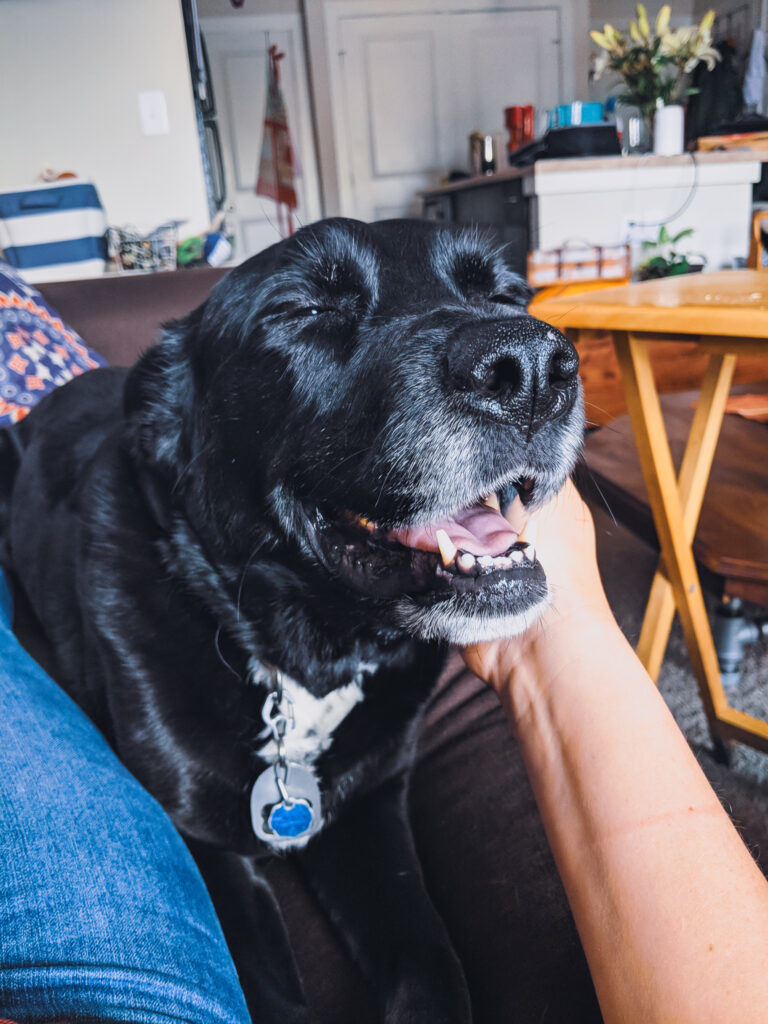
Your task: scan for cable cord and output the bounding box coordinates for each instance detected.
[627,151,699,229]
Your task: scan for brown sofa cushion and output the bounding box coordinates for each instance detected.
[39,266,229,367]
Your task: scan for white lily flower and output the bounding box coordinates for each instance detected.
[655,5,671,35]
[593,50,611,79]
[636,4,651,38]
[699,10,715,37]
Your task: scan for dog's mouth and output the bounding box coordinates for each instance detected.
[306,476,546,606]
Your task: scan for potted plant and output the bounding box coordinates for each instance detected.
[591,5,720,152]
[636,225,706,279]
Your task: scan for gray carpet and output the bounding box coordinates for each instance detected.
[591,505,768,867]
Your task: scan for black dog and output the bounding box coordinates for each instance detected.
[0,219,583,1022]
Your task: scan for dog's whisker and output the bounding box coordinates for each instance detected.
[173,448,208,494]
[583,399,623,422]
[236,539,268,620]
[213,624,242,681]
[576,454,618,526]
[309,446,373,482]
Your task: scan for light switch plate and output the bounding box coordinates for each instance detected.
[138,90,169,136]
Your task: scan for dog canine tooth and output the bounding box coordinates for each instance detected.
[482,493,501,511]
[435,529,458,567]
[524,546,536,563]
[456,551,476,573]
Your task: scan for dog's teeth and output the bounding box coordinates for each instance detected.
[477,554,494,572]
[435,529,457,567]
[495,555,513,569]
[358,516,376,532]
[510,548,524,564]
[517,517,537,546]
[525,545,536,563]
[456,551,476,573]
[482,493,501,511]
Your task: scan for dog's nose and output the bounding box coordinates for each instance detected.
[447,316,579,431]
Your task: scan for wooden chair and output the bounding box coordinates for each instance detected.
[580,385,768,687]
[747,209,768,270]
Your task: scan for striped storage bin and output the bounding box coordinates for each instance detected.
[0,179,107,284]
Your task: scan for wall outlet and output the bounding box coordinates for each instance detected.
[138,90,169,136]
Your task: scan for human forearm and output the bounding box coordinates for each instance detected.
[502,615,768,1024]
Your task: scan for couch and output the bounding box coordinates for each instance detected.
[39,267,230,366]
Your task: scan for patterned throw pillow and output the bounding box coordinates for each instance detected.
[0,261,105,426]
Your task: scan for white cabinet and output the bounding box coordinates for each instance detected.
[529,153,763,271]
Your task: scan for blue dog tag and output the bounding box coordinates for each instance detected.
[268,798,314,837]
[250,761,322,846]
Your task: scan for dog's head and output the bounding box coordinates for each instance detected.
[126,218,583,644]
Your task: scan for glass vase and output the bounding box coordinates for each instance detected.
[615,103,652,155]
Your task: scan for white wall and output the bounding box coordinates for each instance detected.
[0,0,211,237]
[590,0,693,25]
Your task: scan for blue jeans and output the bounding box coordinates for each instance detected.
[0,571,250,1023]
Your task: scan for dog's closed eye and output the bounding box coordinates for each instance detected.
[488,282,533,308]
[262,302,349,323]
[290,306,328,319]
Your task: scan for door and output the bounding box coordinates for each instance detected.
[202,15,322,260]
[332,7,562,220]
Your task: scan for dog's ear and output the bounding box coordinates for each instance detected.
[124,304,205,478]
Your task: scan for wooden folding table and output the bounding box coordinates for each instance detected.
[534,270,768,755]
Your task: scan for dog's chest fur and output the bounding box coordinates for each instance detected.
[250,659,376,766]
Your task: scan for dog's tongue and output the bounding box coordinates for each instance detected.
[389,502,518,557]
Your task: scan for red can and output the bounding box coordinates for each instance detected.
[522,105,535,144]
[504,105,535,151]
[504,106,524,151]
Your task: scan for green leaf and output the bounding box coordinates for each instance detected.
[659,225,670,244]
[671,227,694,243]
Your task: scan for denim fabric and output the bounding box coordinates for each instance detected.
[0,570,250,1024]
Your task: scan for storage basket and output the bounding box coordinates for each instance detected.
[0,178,107,284]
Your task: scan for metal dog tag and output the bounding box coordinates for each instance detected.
[250,761,322,845]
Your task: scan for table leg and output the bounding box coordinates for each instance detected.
[612,331,728,735]
[636,352,737,680]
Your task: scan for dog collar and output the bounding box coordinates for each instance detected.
[250,666,322,846]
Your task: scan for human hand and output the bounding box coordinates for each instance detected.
[460,478,615,695]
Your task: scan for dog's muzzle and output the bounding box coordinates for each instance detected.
[301,314,582,642]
